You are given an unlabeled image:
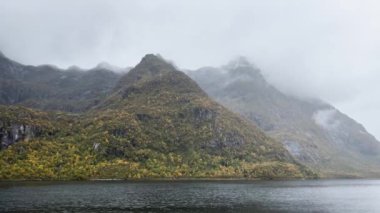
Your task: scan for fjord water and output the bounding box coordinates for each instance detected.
[0,180,379,212]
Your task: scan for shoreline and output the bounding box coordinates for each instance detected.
[3,176,380,183]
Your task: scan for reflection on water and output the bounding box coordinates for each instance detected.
[1,179,380,212]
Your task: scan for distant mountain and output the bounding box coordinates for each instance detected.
[94,62,131,73]
[0,54,314,180]
[0,53,122,112]
[188,57,380,178]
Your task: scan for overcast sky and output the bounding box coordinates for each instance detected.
[1,0,380,139]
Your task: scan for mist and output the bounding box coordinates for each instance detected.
[1,0,379,139]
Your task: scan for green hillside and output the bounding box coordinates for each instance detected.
[0,54,315,180]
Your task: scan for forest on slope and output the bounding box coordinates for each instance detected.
[0,54,314,180]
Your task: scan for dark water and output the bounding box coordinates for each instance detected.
[0,179,379,213]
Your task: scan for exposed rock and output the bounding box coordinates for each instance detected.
[192,107,216,122]
[0,124,35,149]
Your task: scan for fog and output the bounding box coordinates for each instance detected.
[1,0,379,139]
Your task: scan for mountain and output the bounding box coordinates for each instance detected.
[188,57,380,178]
[0,53,122,112]
[0,54,314,180]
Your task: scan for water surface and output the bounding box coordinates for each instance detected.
[1,179,379,212]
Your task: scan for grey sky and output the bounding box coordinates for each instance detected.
[1,0,380,139]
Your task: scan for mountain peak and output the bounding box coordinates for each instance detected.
[0,50,5,58]
[129,54,176,76]
[140,53,163,63]
[113,54,177,90]
[226,56,252,69]
[223,57,265,82]
[136,54,175,72]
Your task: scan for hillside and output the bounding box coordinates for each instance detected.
[0,54,314,180]
[0,53,123,112]
[188,57,380,178]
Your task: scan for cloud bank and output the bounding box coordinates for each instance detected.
[1,0,380,139]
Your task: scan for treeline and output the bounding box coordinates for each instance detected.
[0,139,316,180]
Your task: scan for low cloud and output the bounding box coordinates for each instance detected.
[1,0,379,139]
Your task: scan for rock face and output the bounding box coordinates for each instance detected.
[188,58,380,178]
[0,106,55,150]
[0,124,33,149]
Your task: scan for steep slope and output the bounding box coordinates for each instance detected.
[0,55,314,180]
[188,57,380,178]
[0,52,122,112]
[86,54,313,178]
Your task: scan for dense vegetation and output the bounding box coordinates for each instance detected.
[0,54,316,180]
[0,101,314,180]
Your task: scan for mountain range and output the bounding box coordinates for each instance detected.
[188,57,380,177]
[0,53,313,180]
[0,52,378,179]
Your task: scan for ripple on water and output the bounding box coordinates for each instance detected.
[0,179,380,213]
